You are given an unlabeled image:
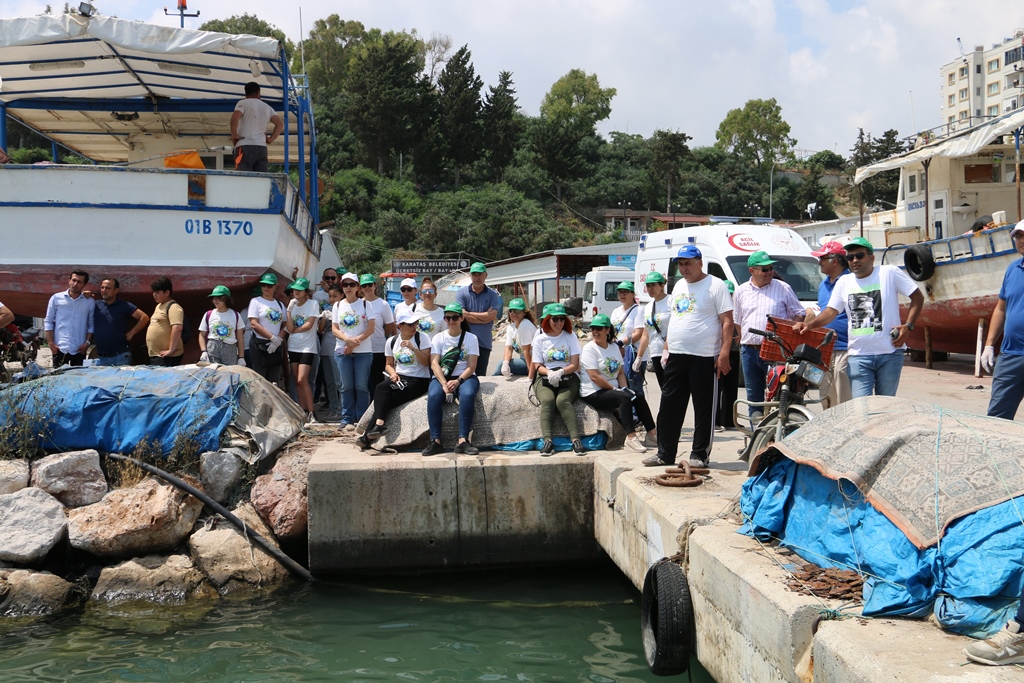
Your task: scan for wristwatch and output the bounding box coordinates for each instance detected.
[906,322,915,331]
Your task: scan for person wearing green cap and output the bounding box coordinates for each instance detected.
[733,250,805,416]
[531,303,585,454]
[793,236,924,399]
[423,302,482,456]
[456,262,503,375]
[495,297,537,378]
[198,285,245,366]
[285,278,321,421]
[610,281,647,399]
[639,272,670,388]
[248,272,287,383]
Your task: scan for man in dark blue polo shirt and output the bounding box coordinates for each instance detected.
[982,222,1024,419]
[94,278,149,366]
[455,262,503,375]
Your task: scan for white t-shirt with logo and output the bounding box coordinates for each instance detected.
[365,298,395,353]
[247,297,285,339]
[287,299,321,354]
[313,289,332,313]
[333,298,372,354]
[611,303,643,347]
[644,297,672,358]
[827,265,919,356]
[531,330,581,372]
[505,318,537,359]
[431,329,481,378]
[385,332,433,379]
[200,309,243,344]
[579,341,625,398]
[395,302,445,339]
[665,276,733,357]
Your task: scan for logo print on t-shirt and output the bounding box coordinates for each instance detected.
[340,311,360,329]
[212,322,232,340]
[546,346,568,362]
[265,308,282,324]
[294,315,307,327]
[395,348,416,366]
[848,289,882,335]
[671,295,696,316]
[418,318,436,335]
[601,357,621,377]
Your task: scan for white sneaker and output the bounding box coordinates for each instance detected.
[964,619,1024,665]
[643,429,658,448]
[624,435,647,453]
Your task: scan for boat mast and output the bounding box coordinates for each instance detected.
[164,0,200,29]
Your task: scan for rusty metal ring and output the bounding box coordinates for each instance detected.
[656,473,704,487]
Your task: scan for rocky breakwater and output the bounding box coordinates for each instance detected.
[0,441,318,618]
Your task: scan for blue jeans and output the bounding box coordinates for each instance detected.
[847,352,904,398]
[334,352,372,424]
[95,352,131,367]
[741,345,771,414]
[492,358,529,376]
[988,353,1024,420]
[427,376,481,441]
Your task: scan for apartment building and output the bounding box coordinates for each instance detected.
[940,30,1024,133]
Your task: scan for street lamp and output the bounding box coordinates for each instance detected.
[768,159,778,219]
[669,203,682,229]
[619,200,631,236]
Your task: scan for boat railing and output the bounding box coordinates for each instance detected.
[880,224,1016,267]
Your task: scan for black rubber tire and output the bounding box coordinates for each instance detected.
[641,561,694,676]
[750,410,809,454]
[904,244,935,282]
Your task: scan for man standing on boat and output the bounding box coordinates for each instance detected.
[982,221,1024,420]
[456,263,503,375]
[93,278,149,367]
[804,242,852,408]
[794,237,924,398]
[44,269,95,367]
[230,82,284,173]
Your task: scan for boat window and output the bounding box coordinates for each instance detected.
[908,174,917,194]
[726,256,821,302]
[934,198,944,209]
[965,164,1001,184]
[1006,165,1017,183]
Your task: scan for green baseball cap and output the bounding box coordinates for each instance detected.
[444,302,464,315]
[590,314,612,328]
[208,285,231,298]
[469,262,487,273]
[542,303,567,318]
[508,298,526,311]
[289,277,311,292]
[359,273,376,286]
[616,281,635,292]
[644,272,666,285]
[259,273,278,285]
[726,280,735,294]
[844,236,874,253]
[747,250,777,268]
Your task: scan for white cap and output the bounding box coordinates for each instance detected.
[400,277,417,289]
[340,272,359,283]
[395,309,424,325]
[1012,220,1024,238]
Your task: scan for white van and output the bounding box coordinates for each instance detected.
[634,220,820,306]
[582,265,633,323]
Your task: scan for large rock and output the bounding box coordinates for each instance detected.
[0,460,29,494]
[67,476,203,558]
[91,554,216,604]
[0,569,73,617]
[200,451,243,504]
[250,452,308,540]
[31,449,107,507]
[189,503,290,593]
[0,487,67,564]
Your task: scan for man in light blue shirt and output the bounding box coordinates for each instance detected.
[44,269,95,367]
[455,262,503,375]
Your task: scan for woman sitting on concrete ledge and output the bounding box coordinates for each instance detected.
[495,297,536,378]
[531,303,585,455]
[578,314,657,454]
[422,303,481,456]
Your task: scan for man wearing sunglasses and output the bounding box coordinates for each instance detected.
[733,250,805,415]
[794,237,923,398]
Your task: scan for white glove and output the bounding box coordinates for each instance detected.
[632,356,643,373]
[981,345,996,373]
[500,360,512,378]
[287,299,297,313]
[547,368,563,387]
[320,309,334,320]
[661,348,670,365]
[237,357,246,367]
[267,335,283,353]
[199,351,210,363]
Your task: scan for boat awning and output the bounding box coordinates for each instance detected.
[0,14,311,164]
[855,110,1024,185]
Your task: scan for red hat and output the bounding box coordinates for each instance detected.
[811,241,847,257]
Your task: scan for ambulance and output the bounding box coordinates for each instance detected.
[633,218,820,306]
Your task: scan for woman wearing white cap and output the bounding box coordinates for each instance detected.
[332,272,375,430]
[395,276,445,340]
[495,297,536,378]
[394,277,420,316]
[356,308,433,449]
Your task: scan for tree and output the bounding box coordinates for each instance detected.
[529,116,589,202]
[540,69,616,137]
[648,129,691,212]
[200,14,295,58]
[300,16,370,99]
[806,149,846,171]
[423,32,453,84]
[796,164,837,220]
[343,31,432,174]
[714,98,796,172]
[850,128,905,209]
[481,71,525,183]
[436,45,483,187]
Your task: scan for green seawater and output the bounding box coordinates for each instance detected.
[0,562,712,682]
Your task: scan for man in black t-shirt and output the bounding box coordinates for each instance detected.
[94,278,149,366]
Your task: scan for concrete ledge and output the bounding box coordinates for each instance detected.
[308,441,599,573]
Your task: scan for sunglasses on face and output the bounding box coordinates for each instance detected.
[401,287,415,292]
[444,315,462,321]
[422,289,435,295]
[757,266,774,273]
[590,326,608,332]
[549,316,566,323]
[848,252,870,261]
[261,283,275,288]
[323,276,337,281]
[361,283,374,288]
[342,282,358,288]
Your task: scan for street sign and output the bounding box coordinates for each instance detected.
[609,254,636,266]
[391,259,470,272]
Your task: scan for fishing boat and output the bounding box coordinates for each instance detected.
[0,11,327,317]
[851,110,1024,356]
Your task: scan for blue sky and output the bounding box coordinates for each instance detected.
[3,0,1024,158]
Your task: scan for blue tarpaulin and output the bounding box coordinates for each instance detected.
[0,366,242,456]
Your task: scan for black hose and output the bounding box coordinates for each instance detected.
[103,452,315,583]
